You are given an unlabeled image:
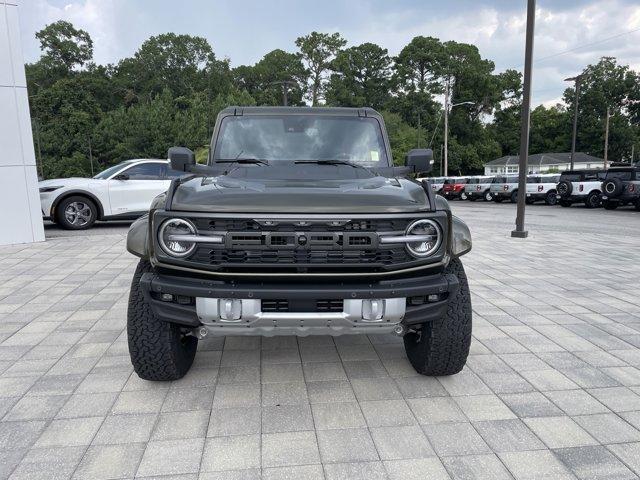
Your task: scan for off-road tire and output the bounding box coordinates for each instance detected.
[127,260,198,381]
[559,199,572,207]
[545,192,558,206]
[460,192,468,201]
[510,190,518,203]
[584,191,601,209]
[403,258,472,376]
[603,200,618,210]
[56,195,97,230]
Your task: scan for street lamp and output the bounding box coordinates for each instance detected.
[565,74,584,171]
[443,87,474,176]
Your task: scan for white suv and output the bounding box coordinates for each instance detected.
[39,159,185,230]
[556,169,606,208]
[490,175,519,203]
[465,176,495,202]
[418,176,446,194]
[525,174,560,205]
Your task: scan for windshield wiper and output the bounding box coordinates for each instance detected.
[294,159,369,170]
[216,158,269,166]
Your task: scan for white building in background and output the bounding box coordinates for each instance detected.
[0,1,45,245]
[484,152,606,176]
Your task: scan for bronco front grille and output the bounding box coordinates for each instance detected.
[155,214,445,274]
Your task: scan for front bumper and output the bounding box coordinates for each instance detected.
[139,269,458,336]
[492,191,512,199]
[442,191,463,199]
[602,194,639,204]
[556,194,586,202]
[525,192,546,200]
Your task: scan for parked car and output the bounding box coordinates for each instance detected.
[125,106,473,381]
[525,174,560,205]
[442,177,469,200]
[556,169,606,208]
[422,176,446,194]
[490,175,519,203]
[601,165,640,210]
[39,159,185,230]
[465,176,495,202]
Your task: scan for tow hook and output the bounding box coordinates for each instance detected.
[393,324,406,336]
[193,327,208,339]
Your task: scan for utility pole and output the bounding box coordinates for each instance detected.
[88,136,94,176]
[417,110,421,148]
[604,107,610,169]
[632,144,635,164]
[565,74,583,171]
[443,78,450,176]
[511,0,536,239]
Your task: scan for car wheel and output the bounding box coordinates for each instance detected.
[559,200,572,207]
[584,191,601,209]
[484,191,493,202]
[460,192,468,201]
[636,199,640,211]
[403,258,472,376]
[545,192,558,206]
[603,200,618,210]
[510,190,518,203]
[56,196,97,230]
[127,260,198,381]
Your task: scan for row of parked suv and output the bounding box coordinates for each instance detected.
[423,164,640,210]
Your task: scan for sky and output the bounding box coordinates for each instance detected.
[13,0,640,107]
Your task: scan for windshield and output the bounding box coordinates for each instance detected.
[93,161,134,179]
[213,115,389,166]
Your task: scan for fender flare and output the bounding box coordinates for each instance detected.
[50,190,105,220]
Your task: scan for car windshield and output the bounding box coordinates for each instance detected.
[605,170,632,180]
[213,115,389,166]
[93,161,135,179]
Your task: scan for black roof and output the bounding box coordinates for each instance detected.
[486,152,604,167]
[219,106,381,117]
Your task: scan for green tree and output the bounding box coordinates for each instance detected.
[35,20,93,71]
[325,42,392,110]
[295,31,346,105]
[381,111,419,166]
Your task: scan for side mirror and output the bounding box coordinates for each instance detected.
[168,146,196,172]
[113,173,129,181]
[405,149,434,175]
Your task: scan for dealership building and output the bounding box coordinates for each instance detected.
[484,152,606,175]
[0,1,44,245]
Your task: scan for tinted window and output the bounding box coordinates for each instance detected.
[492,176,506,183]
[605,171,632,181]
[94,161,135,179]
[467,178,479,184]
[506,176,518,182]
[121,163,164,180]
[560,173,581,182]
[527,176,541,183]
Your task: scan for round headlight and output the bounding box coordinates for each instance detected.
[158,218,197,257]
[405,219,441,258]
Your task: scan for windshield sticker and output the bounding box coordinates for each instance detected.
[370,151,380,162]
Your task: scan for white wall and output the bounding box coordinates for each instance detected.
[0,1,45,245]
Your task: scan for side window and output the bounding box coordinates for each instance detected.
[121,163,164,180]
[165,167,187,179]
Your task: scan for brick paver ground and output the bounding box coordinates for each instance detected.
[2,202,640,479]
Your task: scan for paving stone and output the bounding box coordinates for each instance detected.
[323,461,389,480]
[208,407,261,437]
[423,422,491,457]
[92,413,157,444]
[151,410,210,440]
[56,392,118,419]
[311,401,366,430]
[73,442,146,479]
[161,387,214,412]
[306,381,356,404]
[384,458,450,480]
[212,383,261,408]
[302,362,347,382]
[499,450,576,480]
[360,399,416,427]
[262,464,324,480]
[4,394,68,421]
[111,388,167,414]
[0,420,47,450]
[407,396,467,424]
[9,445,85,480]
[34,416,103,447]
[500,392,564,418]
[523,416,598,449]
[607,442,640,476]
[573,413,640,444]
[136,438,205,477]
[454,394,517,422]
[473,419,545,453]
[261,431,320,467]
[442,453,513,480]
[261,382,308,406]
[316,428,379,463]
[555,445,637,480]
[351,377,402,401]
[262,404,314,433]
[201,434,260,471]
[370,425,434,460]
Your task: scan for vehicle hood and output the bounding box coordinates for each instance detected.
[171,174,431,213]
[38,177,97,189]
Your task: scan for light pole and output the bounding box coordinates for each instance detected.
[511,0,536,239]
[565,74,584,171]
[443,86,474,177]
[604,107,611,169]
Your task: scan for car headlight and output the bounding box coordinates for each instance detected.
[158,218,197,257]
[405,219,442,258]
[39,186,62,193]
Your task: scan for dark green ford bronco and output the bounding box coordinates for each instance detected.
[126,107,472,380]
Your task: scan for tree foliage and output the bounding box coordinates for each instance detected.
[26,22,639,180]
